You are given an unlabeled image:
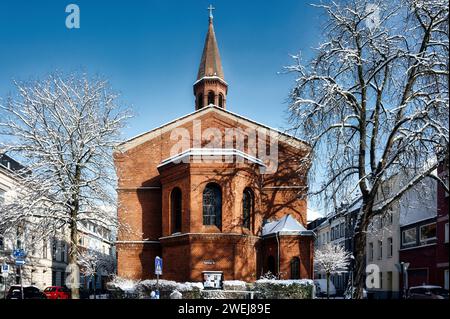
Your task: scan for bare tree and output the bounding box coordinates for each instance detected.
[314,243,351,299]
[78,249,115,299]
[0,73,130,298]
[286,0,448,298]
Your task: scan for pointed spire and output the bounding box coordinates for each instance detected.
[197,6,224,81]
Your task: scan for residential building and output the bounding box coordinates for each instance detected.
[436,158,449,289]
[0,154,68,295]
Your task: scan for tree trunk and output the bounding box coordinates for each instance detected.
[353,230,367,299]
[68,209,80,299]
[326,272,330,299]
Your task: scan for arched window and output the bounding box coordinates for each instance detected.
[218,94,224,108]
[290,257,300,279]
[267,256,276,275]
[242,188,253,230]
[171,187,182,234]
[197,93,203,109]
[207,91,215,105]
[203,183,222,228]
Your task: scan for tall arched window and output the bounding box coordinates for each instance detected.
[267,256,276,275]
[171,187,182,234]
[242,188,253,230]
[207,91,215,105]
[218,94,224,108]
[290,257,300,279]
[197,93,203,109]
[203,183,222,228]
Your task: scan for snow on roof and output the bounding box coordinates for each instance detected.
[157,148,265,168]
[262,214,313,237]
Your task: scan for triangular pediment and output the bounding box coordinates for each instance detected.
[115,106,309,153]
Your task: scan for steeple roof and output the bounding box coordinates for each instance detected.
[197,16,224,81]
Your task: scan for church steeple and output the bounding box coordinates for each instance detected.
[194,5,228,110]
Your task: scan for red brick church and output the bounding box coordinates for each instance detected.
[114,10,314,283]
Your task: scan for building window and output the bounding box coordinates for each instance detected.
[207,91,215,105]
[203,183,222,228]
[60,272,65,287]
[378,240,383,260]
[445,223,449,244]
[218,94,224,108]
[170,187,182,234]
[31,236,36,256]
[52,240,57,261]
[290,257,300,279]
[242,188,253,230]
[197,93,203,109]
[420,223,437,244]
[402,228,417,247]
[368,242,374,261]
[267,256,276,275]
[52,270,57,286]
[0,236,4,250]
[340,223,345,238]
[0,189,5,205]
[445,269,449,290]
[61,243,66,262]
[387,237,393,258]
[43,240,48,259]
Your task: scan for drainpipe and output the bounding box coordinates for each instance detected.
[276,232,280,279]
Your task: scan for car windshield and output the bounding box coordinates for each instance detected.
[44,287,56,292]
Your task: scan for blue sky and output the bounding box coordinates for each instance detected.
[0,1,325,217]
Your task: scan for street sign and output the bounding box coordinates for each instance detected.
[1,263,9,273]
[155,256,163,275]
[15,259,25,266]
[13,249,26,259]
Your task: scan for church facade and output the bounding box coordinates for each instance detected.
[114,12,314,283]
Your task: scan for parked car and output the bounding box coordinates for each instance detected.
[43,286,71,299]
[314,279,337,297]
[407,285,449,299]
[6,285,47,299]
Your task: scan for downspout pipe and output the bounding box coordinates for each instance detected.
[276,231,280,279]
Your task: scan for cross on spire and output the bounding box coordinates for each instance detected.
[207,4,215,20]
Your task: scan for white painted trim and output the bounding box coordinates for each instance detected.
[263,186,307,190]
[193,76,228,86]
[116,187,161,191]
[159,232,261,241]
[399,242,436,251]
[157,148,265,168]
[115,240,160,244]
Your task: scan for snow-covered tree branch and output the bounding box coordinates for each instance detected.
[287,0,448,298]
[314,243,351,298]
[0,73,131,298]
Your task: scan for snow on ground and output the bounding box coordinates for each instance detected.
[255,279,313,286]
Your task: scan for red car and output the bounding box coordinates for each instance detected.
[43,286,71,299]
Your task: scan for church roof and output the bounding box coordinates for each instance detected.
[197,17,224,81]
[115,105,310,153]
[262,214,314,237]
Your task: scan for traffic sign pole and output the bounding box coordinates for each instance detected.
[154,256,163,299]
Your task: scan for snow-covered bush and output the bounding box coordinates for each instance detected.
[253,279,314,299]
[222,280,248,291]
[108,276,314,299]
